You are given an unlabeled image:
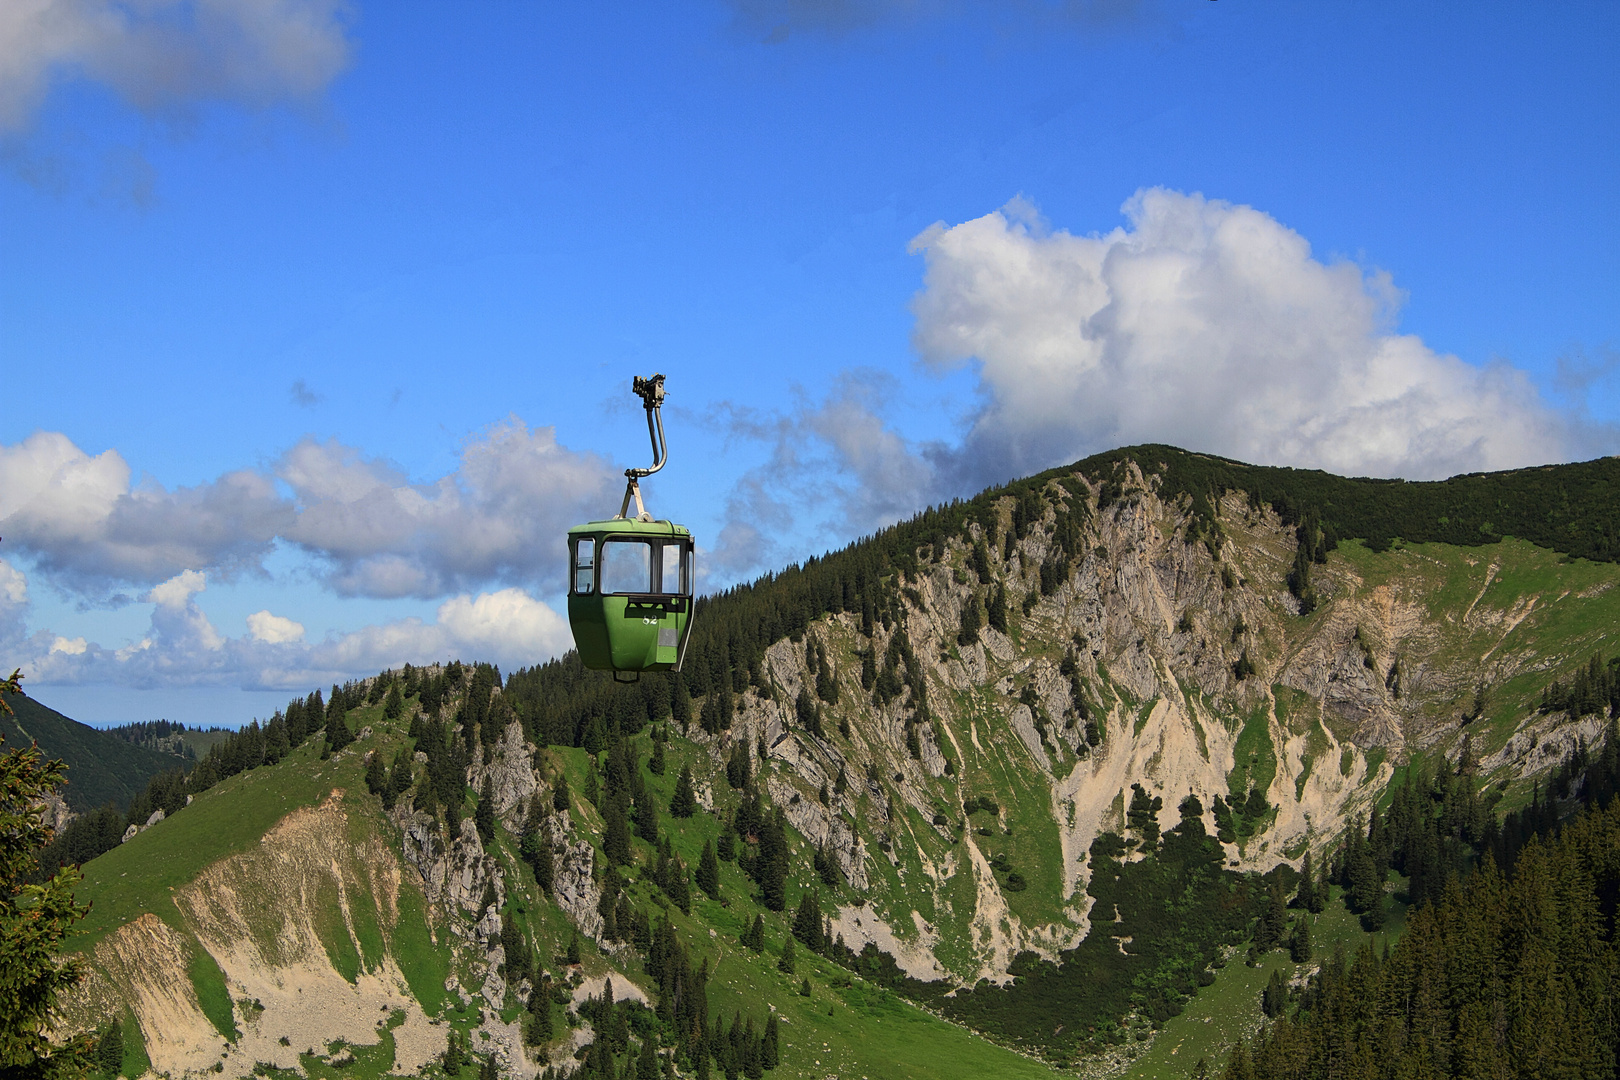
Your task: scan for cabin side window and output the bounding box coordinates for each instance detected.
[601,539,653,595]
[571,537,596,594]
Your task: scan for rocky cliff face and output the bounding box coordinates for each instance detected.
[57,458,1618,1078]
[670,461,1617,980]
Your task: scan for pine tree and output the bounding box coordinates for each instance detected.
[793,891,823,951]
[383,680,404,722]
[553,773,571,812]
[1260,968,1286,1017]
[1,670,94,1079]
[604,803,632,865]
[670,766,697,818]
[476,775,497,844]
[957,592,983,646]
[325,704,353,753]
[761,1012,779,1070]
[95,1020,124,1076]
[777,936,795,974]
[365,752,387,797]
[987,585,1008,634]
[1294,850,1317,912]
[1256,881,1287,951]
[736,914,757,951]
[649,737,667,776]
[697,840,721,900]
[1287,915,1312,963]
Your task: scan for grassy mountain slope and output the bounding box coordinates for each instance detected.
[2,692,185,812]
[55,446,1620,1079]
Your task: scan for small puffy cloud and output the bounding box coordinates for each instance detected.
[908,189,1580,484]
[246,609,304,644]
[16,584,572,691]
[0,0,353,133]
[0,418,616,600]
[147,568,207,608]
[278,418,618,598]
[0,430,290,593]
[49,635,86,655]
[0,557,26,606]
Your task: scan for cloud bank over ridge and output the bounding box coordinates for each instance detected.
[708,189,1605,579]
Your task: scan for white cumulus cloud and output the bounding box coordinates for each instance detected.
[246,609,304,644]
[909,189,1577,484]
[705,188,1611,583]
[16,583,573,691]
[0,417,617,600]
[0,0,353,133]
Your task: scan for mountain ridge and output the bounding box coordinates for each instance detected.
[45,444,1620,1079]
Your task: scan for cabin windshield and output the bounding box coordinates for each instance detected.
[597,537,692,596]
[601,539,651,594]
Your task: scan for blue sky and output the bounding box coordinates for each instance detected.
[2,0,1616,729]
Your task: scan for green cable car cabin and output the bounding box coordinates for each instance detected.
[565,373,696,679]
[567,517,694,675]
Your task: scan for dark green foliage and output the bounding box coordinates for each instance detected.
[697,839,721,900]
[1286,915,1311,963]
[813,841,842,888]
[956,592,983,646]
[969,540,992,585]
[793,688,823,739]
[777,935,795,974]
[94,1019,124,1076]
[1126,783,1163,851]
[742,915,765,953]
[603,803,632,865]
[364,752,387,799]
[792,891,823,951]
[1260,969,1287,1018]
[525,974,555,1044]
[902,804,1259,1061]
[1232,649,1256,681]
[553,772,571,812]
[634,775,659,844]
[1076,443,1620,565]
[1254,881,1287,952]
[1232,798,1620,1080]
[475,775,496,844]
[725,742,751,790]
[324,693,354,753]
[986,585,1008,634]
[441,1030,468,1075]
[501,909,532,982]
[522,816,554,894]
[670,765,696,818]
[1539,650,1620,719]
[27,803,125,885]
[755,809,788,911]
[1,671,94,1079]
[0,693,184,814]
[761,1012,779,1070]
[383,681,405,721]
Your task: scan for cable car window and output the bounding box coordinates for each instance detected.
[601,539,652,594]
[658,545,683,595]
[572,538,596,594]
